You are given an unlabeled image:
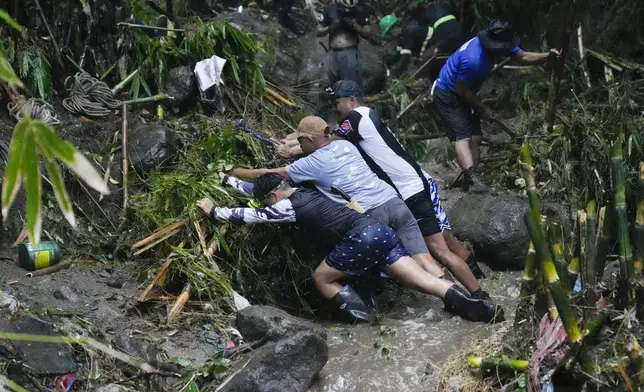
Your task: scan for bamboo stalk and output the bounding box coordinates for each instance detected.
[111,69,140,95]
[568,211,583,291]
[548,223,570,293]
[167,284,190,323]
[518,142,540,225]
[584,200,597,289]
[627,336,644,386]
[611,139,635,292]
[132,218,187,249]
[579,209,588,290]
[0,332,174,375]
[582,312,608,341]
[157,59,165,120]
[594,206,613,280]
[525,214,582,347]
[33,0,64,69]
[118,22,185,32]
[122,93,173,105]
[25,258,91,278]
[0,375,30,392]
[122,104,128,209]
[635,162,644,275]
[266,88,296,107]
[519,242,537,299]
[467,355,529,371]
[138,243,184,302]
[577,23,591,88]
[132,229,179,256]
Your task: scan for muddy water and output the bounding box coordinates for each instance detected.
[309,270,521,392]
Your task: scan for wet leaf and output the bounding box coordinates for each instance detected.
[1,120,28,218]
[0,51,22,86]
[33,122,109,195]
[0,9,23,32]
[45,157,76,228]
[185,381,199,392]
[23,134,42,245]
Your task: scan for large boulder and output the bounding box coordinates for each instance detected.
[127,124,177,172]
[164,65,196,106]
[219,330,328,392]
[236,305,326,342]
[445,194,569,270]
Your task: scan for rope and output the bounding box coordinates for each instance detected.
[62,72,121,117]
[234,120,276,146]
[7,97,60,125]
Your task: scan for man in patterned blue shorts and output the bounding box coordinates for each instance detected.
[197,173,502,324]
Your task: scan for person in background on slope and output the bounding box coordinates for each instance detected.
[230,116,449,281]
[316,0,372,89]
[432,20,560,193]
[330,80,489,299]
[197,173,503,323]
[380,0,466,79]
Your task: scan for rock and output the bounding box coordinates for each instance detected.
[445,194,569,270]
[106,278,124,289]
[54,286,80,303]
[236,305,326,342]
[112,334,159,363]
[95,384,136,392]
[127,124,177,171]
[164,66,196,106]
[0,314,76,375]
[219,330,328,392]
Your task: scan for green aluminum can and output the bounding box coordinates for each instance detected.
[17,241,62,271]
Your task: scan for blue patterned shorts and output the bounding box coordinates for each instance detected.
[326,223,408,276]
[428,177,452,231]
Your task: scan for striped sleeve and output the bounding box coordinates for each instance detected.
[211,199,296,224]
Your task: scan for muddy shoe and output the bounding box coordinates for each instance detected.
[353,280,379,312]
[442,285,504,323]
[466,167,494,194]
[331,285,372,323]
[465,254,486,279]
[470,289,491,301]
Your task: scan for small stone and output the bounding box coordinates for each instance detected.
[54,286,79,303]
[106,279,124,289]
[95,384,136,392]
[99,271,112,278]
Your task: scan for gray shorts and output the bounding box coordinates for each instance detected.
[324,47,364,90]
[366,197,429,256]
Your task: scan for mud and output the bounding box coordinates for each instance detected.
[309,268,521,392]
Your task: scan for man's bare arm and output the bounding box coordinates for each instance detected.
[454,80,494,120]
[513,49,559,65]
[231,167,290,180]
[316,24,330,37]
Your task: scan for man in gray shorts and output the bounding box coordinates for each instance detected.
[230,116,446,279]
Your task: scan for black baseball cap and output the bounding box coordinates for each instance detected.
[478,20,520,55]
[331,80,364,98]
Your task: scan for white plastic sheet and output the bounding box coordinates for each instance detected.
[194,55,227,92]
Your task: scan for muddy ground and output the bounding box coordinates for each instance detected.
[0,158,522,391]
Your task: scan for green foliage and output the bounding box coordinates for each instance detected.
[182,19,272,96]
[1,117,108,245]
[17,48,52,100]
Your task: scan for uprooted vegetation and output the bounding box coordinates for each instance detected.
[0,0,643,391]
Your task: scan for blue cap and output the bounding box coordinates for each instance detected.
[332,80,363,98]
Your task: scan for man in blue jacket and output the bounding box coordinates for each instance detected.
[433,20,559,193]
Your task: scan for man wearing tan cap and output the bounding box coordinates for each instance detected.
[229,116,449,281]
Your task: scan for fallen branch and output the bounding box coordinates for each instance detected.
[26,259,91,278]
[167,284,190,323]
[577,24,592,88]
[266,88,296,107]
[118,22,185,32]
[132,218,187,249]
[467,355,529,371]
[132,229,179,256]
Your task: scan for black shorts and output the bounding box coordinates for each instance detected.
[404,191,442,237]
[433,86,482,141]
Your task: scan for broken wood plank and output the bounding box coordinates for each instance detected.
[167,284,190,323]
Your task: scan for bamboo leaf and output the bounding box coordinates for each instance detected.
[23,133,42,245]
[0,9,23,32]
[0,51,22,86]
[1,120,28,218]
[45,158,76,228]
[33,122,110,195]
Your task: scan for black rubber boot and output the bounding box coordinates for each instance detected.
[277,10,305,35]
[330,285,372,323]
[470,288,491,300]
[442,285,504,323]
[465,253,486,279]
[465,166,493,194]
[352,280,379,312]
